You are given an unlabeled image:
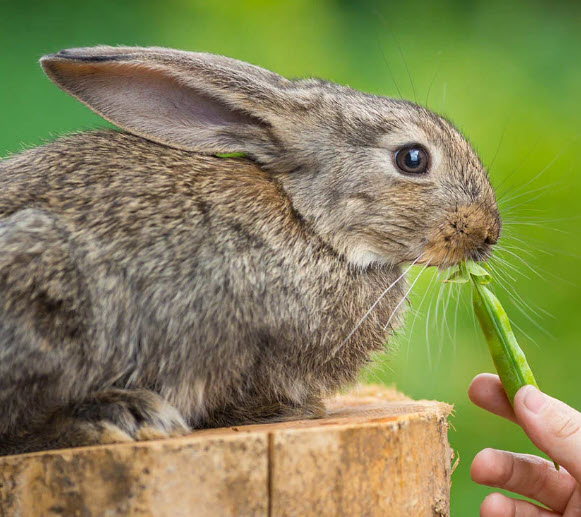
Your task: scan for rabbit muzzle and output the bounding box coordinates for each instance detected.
[419,203,501,267]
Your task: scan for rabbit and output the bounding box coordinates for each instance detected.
[0,46,501,455]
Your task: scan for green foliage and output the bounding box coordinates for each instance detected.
[214,152,248,159]
[1,1,580,512]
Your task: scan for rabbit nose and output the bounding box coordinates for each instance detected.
[471,222,501,261]
[483,217,502,246]
[483,231,498,246]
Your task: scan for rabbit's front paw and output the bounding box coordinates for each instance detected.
[69,388,191,444]
[0,389,190,456]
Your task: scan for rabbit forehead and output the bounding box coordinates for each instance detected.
[298,86,476,163]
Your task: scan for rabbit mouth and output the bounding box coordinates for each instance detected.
[418,243,494,269]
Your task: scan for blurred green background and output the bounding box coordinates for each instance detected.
[1,0,580,512]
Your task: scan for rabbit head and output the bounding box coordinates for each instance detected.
[41,46,500,269]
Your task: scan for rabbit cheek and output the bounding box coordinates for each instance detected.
[422,204,501,267]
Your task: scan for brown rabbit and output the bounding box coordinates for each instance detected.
[0,46,500,455]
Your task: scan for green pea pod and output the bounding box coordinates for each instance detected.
[472,280,538,401]
[450,262,559,470]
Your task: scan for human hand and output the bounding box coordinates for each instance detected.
[468,373,581,516]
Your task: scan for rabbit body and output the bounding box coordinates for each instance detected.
[0,131,403,454]
[0,46,500,454]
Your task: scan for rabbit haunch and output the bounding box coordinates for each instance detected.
[0,46,499,454]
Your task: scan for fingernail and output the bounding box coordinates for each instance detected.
[523,386,547,414]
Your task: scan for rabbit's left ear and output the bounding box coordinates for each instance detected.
[40,46,300,163]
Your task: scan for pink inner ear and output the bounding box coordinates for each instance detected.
[46,61,260,151]
[128,67,254,126]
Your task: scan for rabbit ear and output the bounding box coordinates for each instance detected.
[40,46,295,158]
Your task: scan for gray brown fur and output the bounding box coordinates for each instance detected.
[0,46,500,455]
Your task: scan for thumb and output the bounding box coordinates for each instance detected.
[514,385,581,481]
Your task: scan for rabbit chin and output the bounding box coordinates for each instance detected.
[417,249,462,268]
[419,244,486,269]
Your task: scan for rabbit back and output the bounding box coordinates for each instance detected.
[0,130,406,430]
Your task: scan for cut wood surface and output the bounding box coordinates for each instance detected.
[0,385,453,517]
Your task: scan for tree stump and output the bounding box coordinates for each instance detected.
[0,385,453,516]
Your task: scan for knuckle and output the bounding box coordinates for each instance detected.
[529,458,550,495]
[565,488,581,515]
[554,414,581,440]
[497,453,517,488]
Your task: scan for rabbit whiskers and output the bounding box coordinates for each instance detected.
[328,254,424,361]
[383,261,431,331]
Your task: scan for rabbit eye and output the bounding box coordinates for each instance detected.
[394,145,430,174]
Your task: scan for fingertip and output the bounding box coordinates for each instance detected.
[470,373,501,386]
[473,373,501,383]
[514,385,547,415]
[470,448,504,486]
[514,384,533,402]
[480,492,511,517]
[512,385,529,419]
[513,386,550,431]
[468,373,501,404]
[468,374,517,423]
